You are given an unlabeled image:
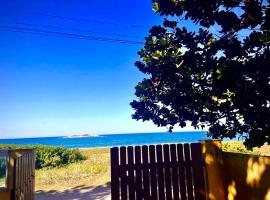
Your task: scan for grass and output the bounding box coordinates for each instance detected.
[35,148,110,192]
[32,142,270,193]
[0,177,5,188]
[222,141,270,156]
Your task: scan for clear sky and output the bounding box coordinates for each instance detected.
[0,0,196,138]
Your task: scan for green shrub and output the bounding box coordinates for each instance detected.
[0,158,6,178]
[0,144,86,169]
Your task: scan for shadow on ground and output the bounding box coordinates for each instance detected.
[36,185,111,200]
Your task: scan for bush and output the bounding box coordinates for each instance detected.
[0,158,6,178]
[0,144,86,169]
[222,141,261,155]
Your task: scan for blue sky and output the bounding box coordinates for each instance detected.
[0,0,196,138]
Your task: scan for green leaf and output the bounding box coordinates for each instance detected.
[152,36,157,44]
[216,67,222,74]
[152,2,159,13]
[142,56,151,63]
[152,50,162,60]
[207,38,216,46]
[160,38,167,46]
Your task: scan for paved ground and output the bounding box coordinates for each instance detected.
[36,186,111,200]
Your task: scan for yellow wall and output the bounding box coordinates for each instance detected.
[201,140,226,200]
[223,152,270,200]
[202,141,270,200]
[0,191,10,200]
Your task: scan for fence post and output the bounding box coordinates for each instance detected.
[200,140,226,200]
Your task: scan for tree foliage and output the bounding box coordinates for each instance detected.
[131,0,270,148]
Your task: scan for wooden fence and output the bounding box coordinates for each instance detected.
[0,149,35,200]
[111,143,207,200]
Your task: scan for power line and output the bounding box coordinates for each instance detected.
[0,20,142,39]
[0,26,144,45]
[0,9,150,29]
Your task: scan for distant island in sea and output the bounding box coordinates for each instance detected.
[63,134,100,138]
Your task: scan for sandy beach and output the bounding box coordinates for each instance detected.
[36,185,111,200]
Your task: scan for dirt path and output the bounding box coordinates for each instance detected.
[36,186,111,200]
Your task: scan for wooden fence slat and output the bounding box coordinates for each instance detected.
[20,157,23,200]
[127,146,135,200]
[14,156,18,200]
[23,156,26,200]
[164,144,172,200]
[184,143,194,200]
[25,154,29,200]
[149,145,157,200]
[29,154,32,200]
[170,144,180,200]
[156,145,165,200]
[191,143,206,200]
[120,147,127,200]
[23,154,27,200]
[135,146,143,200]
[30,153,33,200]
[26,154,29,200]
[33,152,36,200]
[142,145,150,199]
[111,147,120,200]
[177,144,187,200]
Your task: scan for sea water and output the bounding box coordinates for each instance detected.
[0,131,209,148]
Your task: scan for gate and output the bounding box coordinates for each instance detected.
[111,143,207,200]
[12,149,35,200]
[0,149,35,200]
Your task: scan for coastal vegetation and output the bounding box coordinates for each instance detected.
[0,144,86,169]
[0,158,6,187]
[1,142,270,192]
[35,148,110,192]
[36,142,270,192]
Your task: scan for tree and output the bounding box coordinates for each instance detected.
[130,0,270,148]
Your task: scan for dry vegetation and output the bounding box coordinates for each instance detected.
[222,141,270,156]
[34,142,270,193]
[35,148,110,193]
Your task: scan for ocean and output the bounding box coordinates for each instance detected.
[0,131,210,148]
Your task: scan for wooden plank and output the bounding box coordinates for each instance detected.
[142,145,150,199]
[127,146,135,200]
[32,153,35,200]
[24,154,28,200]
[19,157,23,200]
[184,143,194,200]
[29,154,31,200]
[22,156,26,200]
[25,154,28,200]
[190,143,206,200]
[177,144,187,200]
[135,146,143,200]
[26,154,30,200]
[29,154,32,200]
[111,147,120,200]
[170,144,180,200]
[120,147,127,200]
[149,145,157,200]
[18,157,21,200]
[163,144,172,200]
[12,156,18,200]
[156,145,165,200]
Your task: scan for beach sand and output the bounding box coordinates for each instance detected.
[36,185,111,200]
